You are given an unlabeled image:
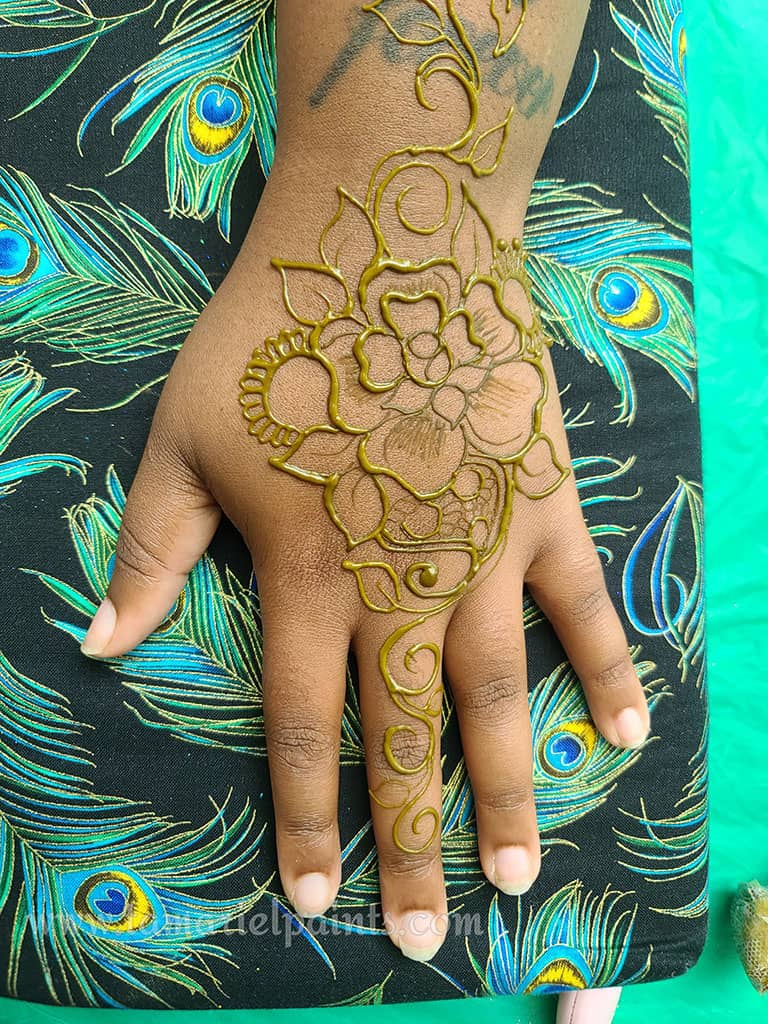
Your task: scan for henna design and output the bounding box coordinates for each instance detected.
[239,0,567,854]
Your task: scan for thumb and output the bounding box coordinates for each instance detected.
[80,434,220,658]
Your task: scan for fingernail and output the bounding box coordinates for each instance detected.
[80,597,116,657]
[388,910,448,962]
[614,707,649,748]
[290,873,333,918]
[492,845,535,895]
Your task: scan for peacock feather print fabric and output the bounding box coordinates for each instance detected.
[0,0,708,1008]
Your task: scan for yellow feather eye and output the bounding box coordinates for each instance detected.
[590,266,664,331]
[0,222,38,286]
[185,77,253,160]
[73,870,157,934]
[538,719,597,778]
[523,958,588,994]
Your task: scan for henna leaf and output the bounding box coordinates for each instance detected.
[364,0,446,45]
[272,260,352,326]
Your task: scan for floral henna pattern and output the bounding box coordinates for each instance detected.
[238,0,568,854]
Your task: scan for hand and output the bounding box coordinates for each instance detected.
[79,0,646,964]
[78,163,650,961]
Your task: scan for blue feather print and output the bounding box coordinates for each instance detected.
[0,650,267,1007]
[614,710,708,918]
[622,477,705,688]
[611,0,688,176]
[78,0,276,240]
[0,353,87,498]
[0,2,157,116]
[0,166,212,372]
[529,650,668,839]
[23,465,365,762]
[524,179,695,424]
[466,883,651,994]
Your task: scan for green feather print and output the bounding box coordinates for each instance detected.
[0,352,87,499]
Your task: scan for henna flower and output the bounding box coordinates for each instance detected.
[239,181,565,547]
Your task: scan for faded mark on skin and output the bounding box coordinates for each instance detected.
[310,5,554,119]
[241,0,568,855]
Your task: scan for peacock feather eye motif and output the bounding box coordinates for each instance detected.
[590,266,665,333]
[524,179,694,424]
[466,883,652,995]
[537,719,597,778]
[184,76,254,160]
[0,219,40,285]
[0,649,268,1007]
[611,0,689,177]
[78,0,276,240]
[0,166,212,381]
[530,650,669,836]
[62,868,164,940]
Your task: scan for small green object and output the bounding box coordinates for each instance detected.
[732,881,768,994]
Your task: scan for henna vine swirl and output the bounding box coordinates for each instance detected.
[239,0,567,854]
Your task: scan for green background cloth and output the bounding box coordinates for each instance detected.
[2,0,766,1020]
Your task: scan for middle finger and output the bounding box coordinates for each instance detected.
[354,611,449,962]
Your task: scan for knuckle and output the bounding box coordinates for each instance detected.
[114,517,172,587]
[378,844,442,882]
[565,554,611,625]
[589,654,635,695]
[266,718,338,772]
[279,813,337,849]
[460,672,526,730]
[387,727,431,771]
[476,781,534,816]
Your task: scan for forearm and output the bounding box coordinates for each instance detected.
[260,0,590,243]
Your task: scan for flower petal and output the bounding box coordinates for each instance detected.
[513,435,570,499]
[273,426,356,482]
[465,280,526,359]
[382,293,442,340]
[465,358,544,457]
[442,310,486,366]
[447,363,488,393]
[383,377,431,415]
[359,328,405,389]
[361,414,466,497]
[328,466,388,547]
[431,385,468,428]
[361,263,460,330]
[322,329,391,431]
